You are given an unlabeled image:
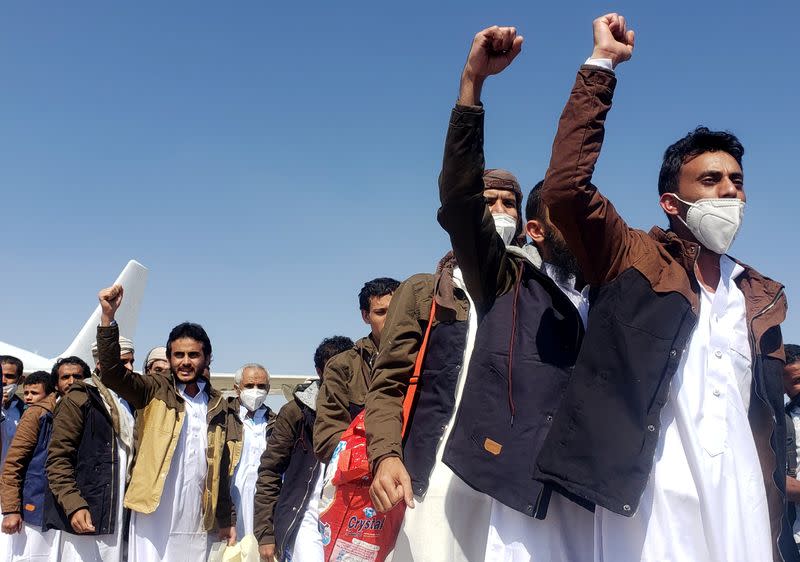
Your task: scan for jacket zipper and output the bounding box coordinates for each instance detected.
[747,287,786,562]
[280,459,320,555]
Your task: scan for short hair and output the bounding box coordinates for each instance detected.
[658,126,744,196]
[314,336,355,372]
[358,278,400,312]
[0,355,24,378]
[786,344,800,366]
[166,322,212,361]
[51,356,91,389]
[234,363,269,385]
[524,180,546,222]
[24,371,55,395]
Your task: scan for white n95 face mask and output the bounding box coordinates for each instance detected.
[492,213,517,246]
[240,388,268,412]
[673,195,745,255]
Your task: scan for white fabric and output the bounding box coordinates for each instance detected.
[232,405,269,538]
[6,523,59,562]
[60,390,134,562]
[484,262,594,562]
[388,266,493,562]
[288,463,326,562]
[584,57,614,71]
[128,381,209,562]
[1,397,23,468]
[594,255,771,562]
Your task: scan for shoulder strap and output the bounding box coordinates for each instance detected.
[400,298,437,437]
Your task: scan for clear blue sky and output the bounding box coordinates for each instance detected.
[1,1,798,375]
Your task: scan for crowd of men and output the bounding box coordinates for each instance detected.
[0,12,799,562]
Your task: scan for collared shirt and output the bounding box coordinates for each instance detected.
[232,404,270,538]
[595,255,772,561]
[542,262,591,327]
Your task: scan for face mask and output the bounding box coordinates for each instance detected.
[240,388,268,412]
[672,195,745,255]
[492,213,517,246]
[3,383,18,400]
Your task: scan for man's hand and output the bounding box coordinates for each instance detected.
[259,543,276,562]
[591,13,635,68]
[459,26,524,106]
[70,508,96,534]
[369,456,414,512]
[219,525,236,546]
[1,513,22,534]
[98,284,124,326]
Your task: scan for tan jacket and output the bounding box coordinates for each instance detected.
[313,335,377,463]
[97,324,234,530]
[0,394,56,513]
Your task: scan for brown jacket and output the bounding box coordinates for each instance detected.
[253,397,305,546]
[313,336,377,463]
[365,259,469,471]
[0,394,56,514]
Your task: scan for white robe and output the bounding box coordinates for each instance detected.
[7,523,59,562]
[231,405,269,538]
[594,256,772,562]
[387,266,493,562]
[60,390,134,562]
[128,382,209,562]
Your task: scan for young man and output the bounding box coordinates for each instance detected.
[0,358,87,561]
[228,363,274,539]
[535,13,796,562]
[21,372,53,406]
[1,356,24,468]
[313,277,400,464]
[143,347,170,376]
[95,284,236,561]
[45,336,137,562]
[254,335,354,562]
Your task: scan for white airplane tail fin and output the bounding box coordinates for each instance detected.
[58,260,148,366]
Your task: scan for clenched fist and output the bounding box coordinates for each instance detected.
[98,284,124,326]
[459,26,524,105]
[591,13,635,68]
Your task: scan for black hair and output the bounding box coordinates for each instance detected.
[314,335,355,373]
[51,356,91,388]
[358,278,400,312]
[658,126,744,196]
[24,371,55,395]
[166,322,212,361]
[0,355,24,379]
[524,180,546,222]
[786,344,800,366]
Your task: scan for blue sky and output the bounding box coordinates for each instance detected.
[1,1,798,375]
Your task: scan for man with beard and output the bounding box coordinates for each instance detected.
[1,356,25,469]
[534,13,796,562]
[94,284,235,562]
[366,27,592,561]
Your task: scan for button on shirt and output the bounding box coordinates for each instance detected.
[232,404,270,538]
[595,255,772,562]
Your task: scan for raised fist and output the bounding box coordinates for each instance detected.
[463,26,524,82]
[591,13,635,68]
[98,284,124,325]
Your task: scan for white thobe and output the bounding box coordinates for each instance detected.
[128,381,209,562]
[288,463,326,562]
[231,404,269,538]
[60,390,135,562]
[485,263,594,562]
[7,523,59,562]
[787,401,800,544]
[595,256,772,562]
[388,266,494,562]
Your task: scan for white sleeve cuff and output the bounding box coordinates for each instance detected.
[584,57,614,72]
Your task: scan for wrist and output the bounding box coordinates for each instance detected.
[100,314,116,327]
[590,48,618,68]
[458,72,485,106]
